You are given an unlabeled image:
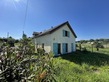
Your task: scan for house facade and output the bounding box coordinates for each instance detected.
[33,21,77,56]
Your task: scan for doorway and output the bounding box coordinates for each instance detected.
[58,43,61,54]
[65,43,68,52]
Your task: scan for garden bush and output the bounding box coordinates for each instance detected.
[0,36,56,82]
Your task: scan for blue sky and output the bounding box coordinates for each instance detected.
[0,0,109,40]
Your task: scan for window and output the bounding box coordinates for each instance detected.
[65,31,68,36]
[42,43,44,48]
[63,30,70,37]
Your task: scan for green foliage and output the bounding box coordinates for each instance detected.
[37,48,45,55]
[7,36,15,47]
[77,39,109,48]
[33,52,56,82]
[0,34,56,82]
[81,47,87,52]
[1,36,109,82]
[94,42,104,48]
[0,49,56,82]
[22,33,27,40]
[52,49,109,82]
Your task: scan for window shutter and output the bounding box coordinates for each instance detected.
[68,31,70,37]
[53,43,58,56]
[62,43,66,54]
[63,30,65,37]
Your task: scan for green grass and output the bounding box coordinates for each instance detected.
[53,49,109,82]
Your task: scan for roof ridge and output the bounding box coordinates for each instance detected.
[33,21,77,38]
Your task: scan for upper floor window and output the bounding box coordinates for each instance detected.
[63,30,70,37]
[65,31,68,37]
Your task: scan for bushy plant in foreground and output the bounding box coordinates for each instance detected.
[0,37,56,82]
[0,49,56,82]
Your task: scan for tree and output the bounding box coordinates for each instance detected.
[15,39,19,43]
[80,40,87,43]
[7,36,15,47]
[22,33,27,40]
[89,39,94,42]
[0,37,3,42]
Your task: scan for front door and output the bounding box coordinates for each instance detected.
[66,43,68,52]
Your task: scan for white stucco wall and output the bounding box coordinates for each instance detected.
[50,24,76,53]
[34,34,52,53]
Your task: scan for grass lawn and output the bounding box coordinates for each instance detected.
[53,49,109,82]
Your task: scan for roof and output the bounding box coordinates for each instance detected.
[33,21,77,38]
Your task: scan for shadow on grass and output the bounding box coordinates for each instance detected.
[60,50,109,66]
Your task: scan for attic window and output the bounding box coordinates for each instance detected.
[65,31,68,37]
[63,30,70,37]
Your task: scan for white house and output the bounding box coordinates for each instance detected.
[33,21,77,56]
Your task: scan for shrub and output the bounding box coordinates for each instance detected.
[0,37,56,82]
[37,48,45,55]
[94,43,104,48]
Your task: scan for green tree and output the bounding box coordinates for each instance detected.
[89,39,94,42]
[7,36,15,47]
[22,33,27,40]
